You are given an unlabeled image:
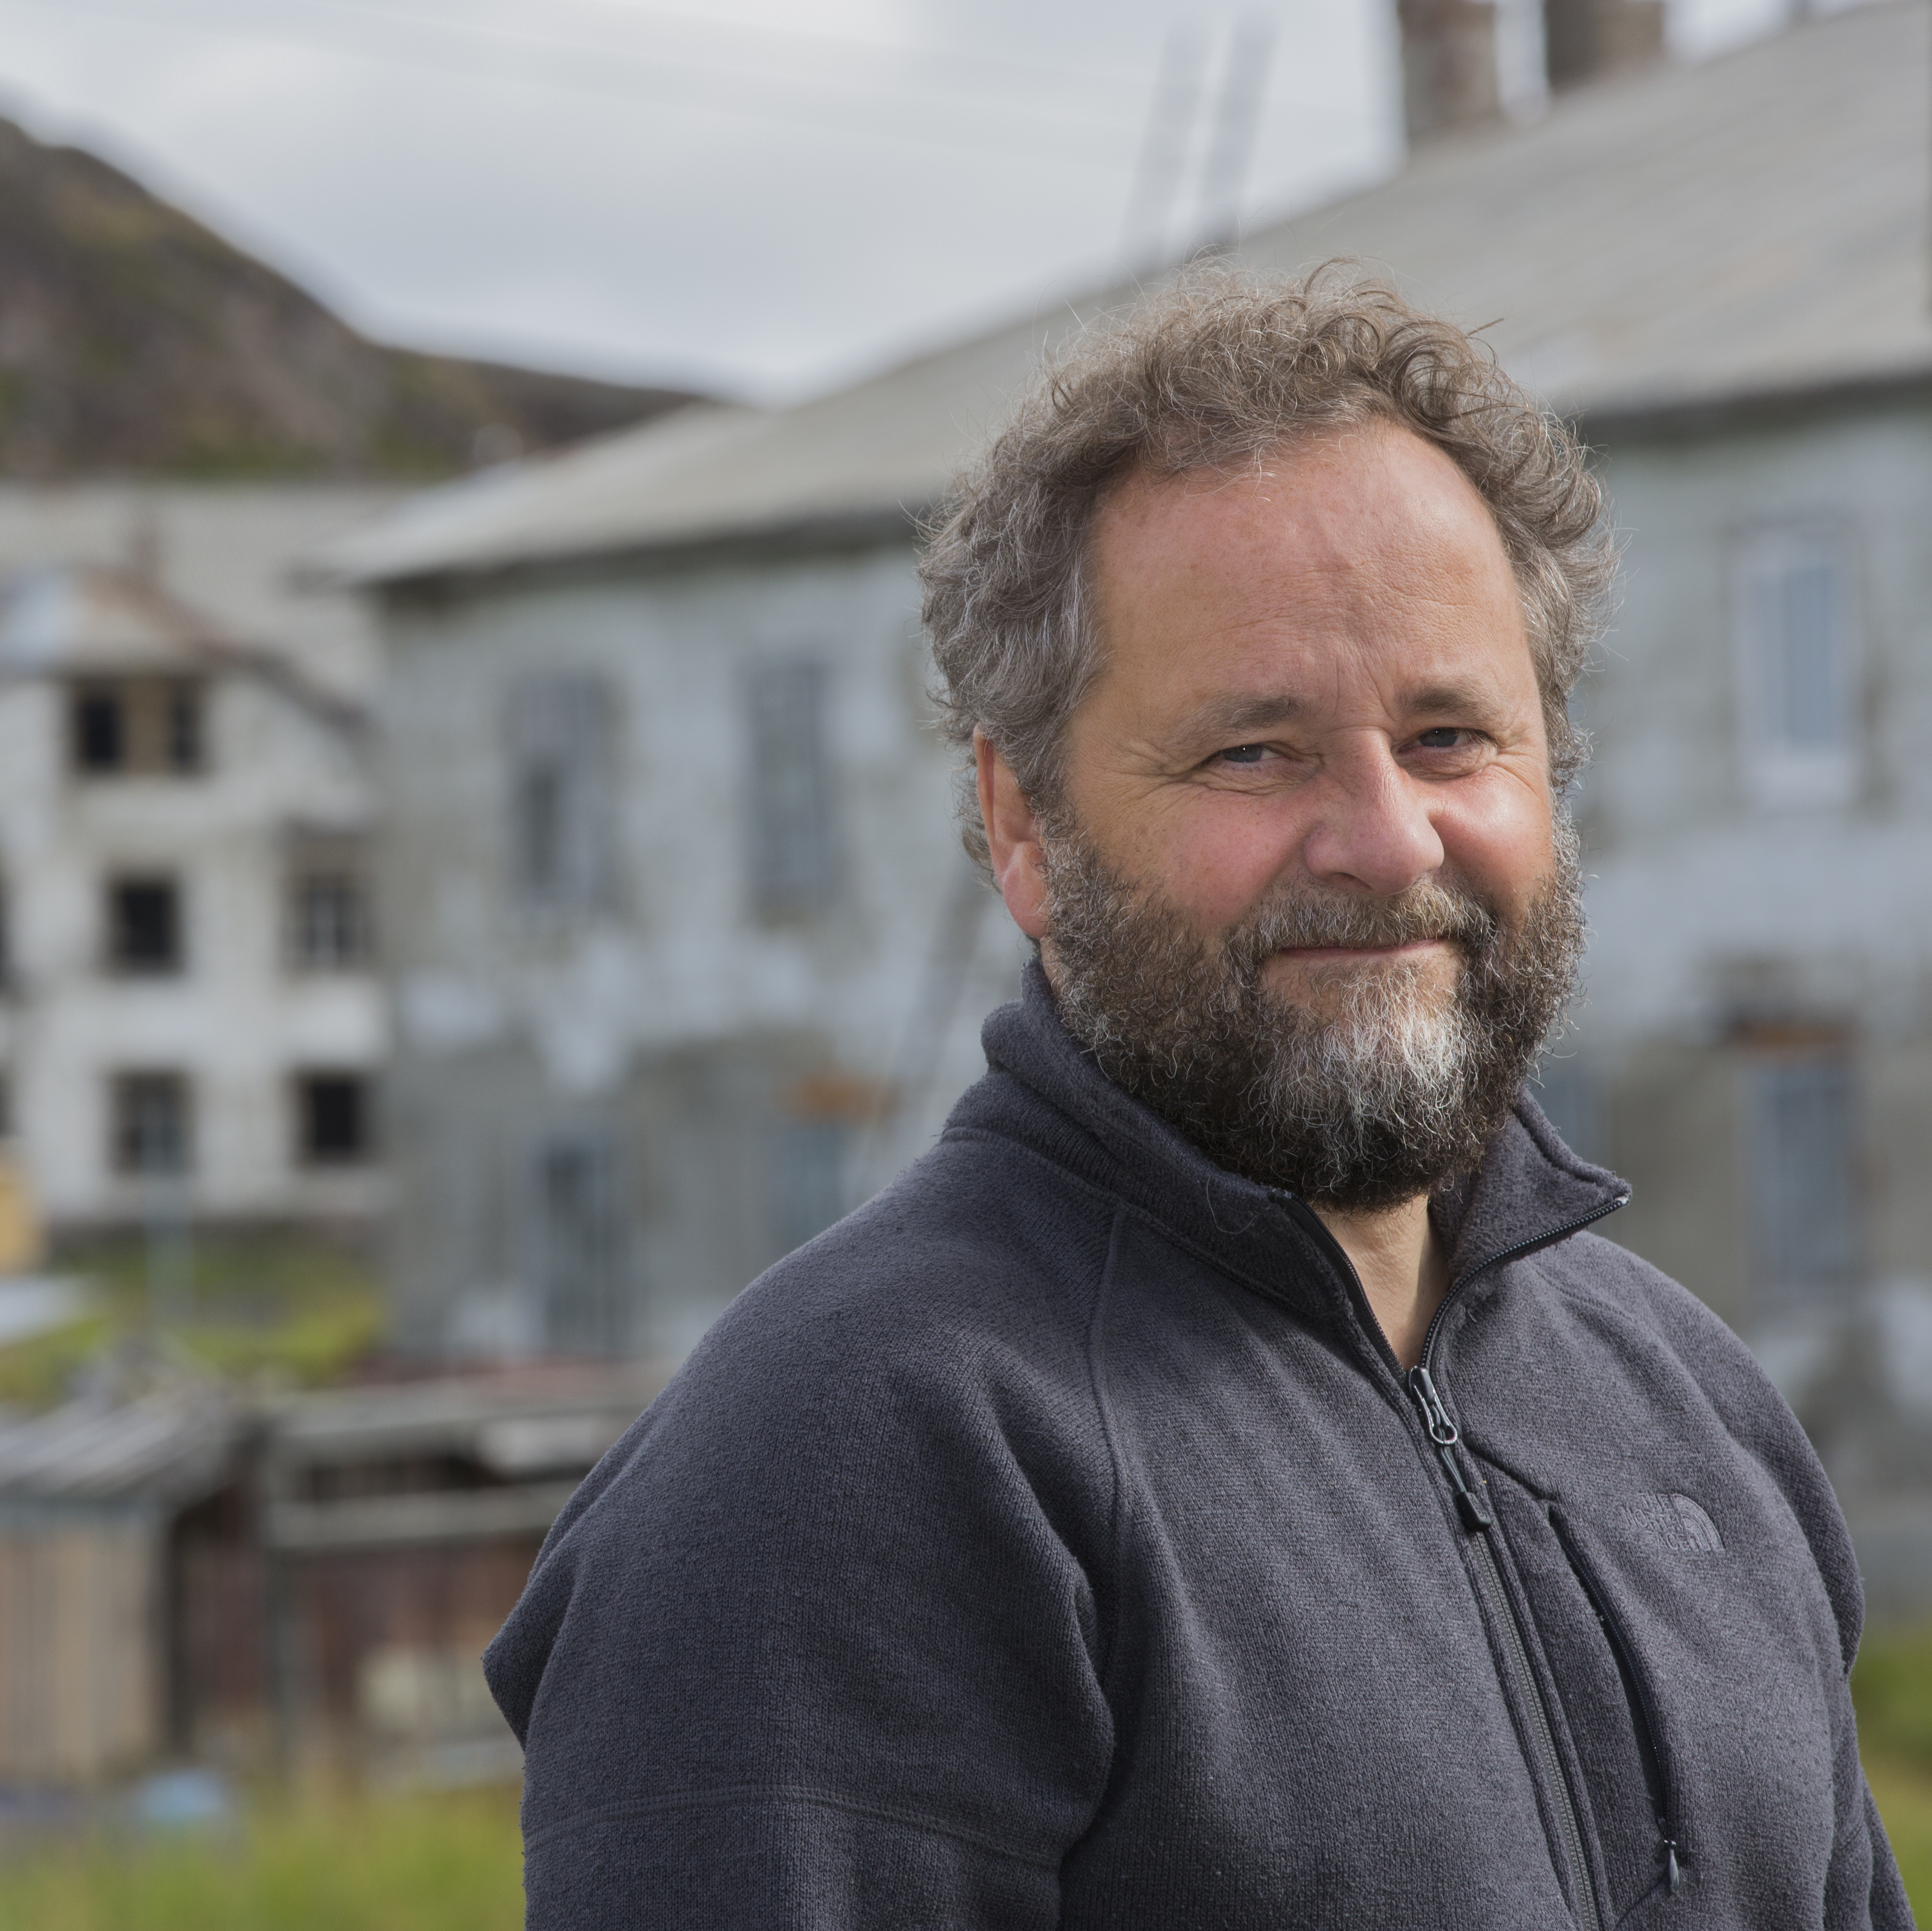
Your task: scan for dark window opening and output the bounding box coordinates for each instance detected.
[113,1072,192,1174]
[75,690,125,771]
[297,1073,372,1166]
[70,680,206,778]
[109,876,183,975]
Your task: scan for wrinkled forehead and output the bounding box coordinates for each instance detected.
[1077,425,1536,725]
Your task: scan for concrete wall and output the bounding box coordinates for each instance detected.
[1552,395,1932,1501]
[379,537,1026,1356]
[0,668,386,1226]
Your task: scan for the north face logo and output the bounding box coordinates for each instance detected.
[1621,1492,1725,1554]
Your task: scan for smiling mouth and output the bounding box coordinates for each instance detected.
[1272,938,1452,962]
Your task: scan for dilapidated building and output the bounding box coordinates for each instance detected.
[0,562,385,1234]
[329,0,1932,1594]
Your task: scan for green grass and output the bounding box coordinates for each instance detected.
[0,1232,385,1408]
[0,1787,524,1931]
[1858,1623,1932,1917]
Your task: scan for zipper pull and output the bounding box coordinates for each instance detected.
[1663,1836,1681,1895]
[1407,1366,1492,1532]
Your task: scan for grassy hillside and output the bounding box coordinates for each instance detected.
[0,117,688,478]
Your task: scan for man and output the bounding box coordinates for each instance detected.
[486,273,1911,1929]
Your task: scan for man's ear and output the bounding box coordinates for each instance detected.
[975,731,1050,941]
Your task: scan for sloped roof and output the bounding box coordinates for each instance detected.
[324,0,1930,588]
[0,562,368,731]
[0,1390,238,1507]
[0,564,232,675]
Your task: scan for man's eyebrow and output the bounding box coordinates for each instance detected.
[1402,680,1504,716]
[1177,679,1506,742]
[1180,692,1307,740]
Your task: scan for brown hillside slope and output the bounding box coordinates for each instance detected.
[0,117,690,478]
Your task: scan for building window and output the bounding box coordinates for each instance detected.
[113,1071,192,1174]
[1532,1056,1600,1165]
[287,837,373,971]
[766,1119,848,1258]
[107,875,183,975]
[70,679,206,778]
[747,658,838,917]
[504,674,616,918]
[1733,526,1858,808]
[295,1072,373,1166]
[1746,1055,1860,1313]
[530,1131,624,1354]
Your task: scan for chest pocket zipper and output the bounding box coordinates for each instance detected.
[1549,1508,1684,1898]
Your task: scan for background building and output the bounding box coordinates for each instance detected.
[328,0,1932,1608]
[0,562,384,1234]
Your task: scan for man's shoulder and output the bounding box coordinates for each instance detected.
[717,1117,1121,1370]
[1537,1228,1787,1401]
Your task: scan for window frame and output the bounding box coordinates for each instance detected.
[293,1068,375,1168]
[111,1069,193,1176]
[745,656,840,920]
[1730,522,1861,810]
[105,873,185,977]
[69,677,209,779]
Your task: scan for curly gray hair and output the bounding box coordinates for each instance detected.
[919,265,1616,872]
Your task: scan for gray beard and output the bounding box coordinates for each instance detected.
[1040,822,1586,1209]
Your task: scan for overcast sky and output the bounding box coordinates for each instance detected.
[0,0,1800,402]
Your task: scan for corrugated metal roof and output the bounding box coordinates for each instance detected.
[322,1,1930,588]
[0,1392,239,1506]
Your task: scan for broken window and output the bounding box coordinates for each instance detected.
[287,835,373,971]
[296,1072,373,1166]
[1746,1054,1860,1313]
[113,1071,192,1174]
[504,674,617,919]
[530,1131,625,1354]
[1733,526,1858,808]
[746,658,839,917]
[70,679,206,778]
[108,875,183,975]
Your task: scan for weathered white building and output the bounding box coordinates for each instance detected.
[0,562,385,1232]
[330,0,1932,1588]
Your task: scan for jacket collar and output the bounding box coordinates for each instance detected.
[955,959,1628,1333]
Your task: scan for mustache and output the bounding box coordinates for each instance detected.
[1227,878,1497,973]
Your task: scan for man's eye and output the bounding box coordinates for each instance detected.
[1414,728,1468,750]
[1218,744,1268,765]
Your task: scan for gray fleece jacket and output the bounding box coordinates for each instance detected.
[486,964,1912,1929]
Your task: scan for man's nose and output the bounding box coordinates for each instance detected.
[1299,741,1444,896]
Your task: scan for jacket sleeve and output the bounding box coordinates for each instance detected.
[484,1280,1118,1930]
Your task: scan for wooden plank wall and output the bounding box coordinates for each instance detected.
[0,1508,162,1784]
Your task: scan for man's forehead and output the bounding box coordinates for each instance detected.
[1178,674,1522,738]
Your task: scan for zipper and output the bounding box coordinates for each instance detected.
[1407,1365,1604,1931]
[1551,1511,1684,1899]
[1275,1188,1627,1931]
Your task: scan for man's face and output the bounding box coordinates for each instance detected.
[977,420,1583,1204]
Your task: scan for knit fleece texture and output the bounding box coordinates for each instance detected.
[487,964,1914,1929]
